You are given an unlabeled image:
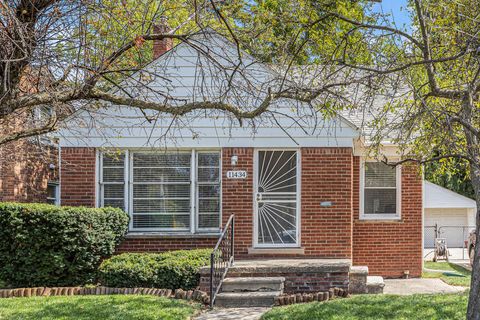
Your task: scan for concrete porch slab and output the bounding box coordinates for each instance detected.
[228,259,352,273]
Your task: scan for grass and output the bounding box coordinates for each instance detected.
[423,261,472,287]
[262,292,468,320]
[0,295,201,320]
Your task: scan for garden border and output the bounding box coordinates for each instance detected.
[0,287,209,304]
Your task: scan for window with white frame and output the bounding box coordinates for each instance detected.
[196,152,221,230]
[99,150,221,232]
[100,153,126,210]
[132,152,192,231]
[361,161,401,219]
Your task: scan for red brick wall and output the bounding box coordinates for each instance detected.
[0,140,57,202]
[117,237,218,253]
[352,157,423,278]
[221,147,355,258]
[60,147,423,276]
[222,148,254,257]
[60,147,96,207]
[301,148,353,258]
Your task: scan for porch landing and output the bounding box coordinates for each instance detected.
[200,259,352,294]
[229,258,351,273]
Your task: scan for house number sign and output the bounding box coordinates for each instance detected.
[226,170,247,179]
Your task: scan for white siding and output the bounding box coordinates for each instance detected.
[58,31,359,148]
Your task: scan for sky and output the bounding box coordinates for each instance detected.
[371,0,412,31]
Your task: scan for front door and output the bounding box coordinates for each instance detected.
[254,150,300,247]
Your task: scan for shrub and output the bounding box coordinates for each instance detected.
[0,202,129,287]
[98,249,211,290]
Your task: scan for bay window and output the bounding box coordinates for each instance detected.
[360,161,401,220]
[98,150,221,233]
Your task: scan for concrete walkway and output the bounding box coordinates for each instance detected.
[193,307,270,320]
[383,278,466,295]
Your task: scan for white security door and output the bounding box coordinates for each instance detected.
[254,150,299,247]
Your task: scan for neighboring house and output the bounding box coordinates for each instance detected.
[0,139,58,204]
[0,66,59,204]
[56,28,423,280]
[424,181,476,248]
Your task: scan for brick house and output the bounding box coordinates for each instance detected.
[54,28,423,285]
[0,66,59,204]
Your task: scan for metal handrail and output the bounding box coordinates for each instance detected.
[210,214,234,308]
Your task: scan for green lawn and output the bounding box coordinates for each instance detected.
[262,293,468,320]
[0,295,201,320]
[423,262,472,287]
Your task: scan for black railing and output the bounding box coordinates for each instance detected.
[210,214,234,308]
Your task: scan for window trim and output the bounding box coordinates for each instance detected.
[195,151,222,233]
[129,150,192,233]
[46,182,60,205]
[359,159,402,220]
[98,149,222,234]
[98,151,127,211]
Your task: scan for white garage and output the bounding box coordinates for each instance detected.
[424,181,476,248]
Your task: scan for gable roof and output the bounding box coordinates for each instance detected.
[57,30,368,148]
[424,181,476,209]
[276,65,411,140]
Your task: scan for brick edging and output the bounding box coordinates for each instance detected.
[275,287,349,306]
[0,287,209,304]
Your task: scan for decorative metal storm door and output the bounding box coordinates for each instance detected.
[255,150,299,247]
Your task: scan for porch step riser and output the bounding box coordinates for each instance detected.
[221,277,284,292]
[222,283,283,292]
[214,292,281,307]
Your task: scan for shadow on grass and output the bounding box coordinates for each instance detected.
[0,295,200,320]
[262,293,468,320]
[423,262,472,287]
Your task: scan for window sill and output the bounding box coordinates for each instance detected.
[125,232,221,239]
[248,247,305,255]
[358,216,402,223]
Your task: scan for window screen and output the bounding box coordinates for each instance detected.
[101,153,125,210]
[363,162,397,215]
[197,152,220,230]
[132,153,191,230]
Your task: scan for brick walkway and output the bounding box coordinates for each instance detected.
[194,307,270,320]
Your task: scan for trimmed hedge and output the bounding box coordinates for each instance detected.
[98,249,211,290]
[0,202,129,287]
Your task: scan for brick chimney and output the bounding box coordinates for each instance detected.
[153,16,173,59]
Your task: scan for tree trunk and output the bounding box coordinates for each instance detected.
[464,93,480,320]
[468,163,480,320]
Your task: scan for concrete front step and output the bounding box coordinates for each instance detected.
[221,277,285,292]
[367,276,385,294]
[214,291,282,307]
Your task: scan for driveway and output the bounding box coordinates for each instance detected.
[424,247,470,262]
[383,278,467,295]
